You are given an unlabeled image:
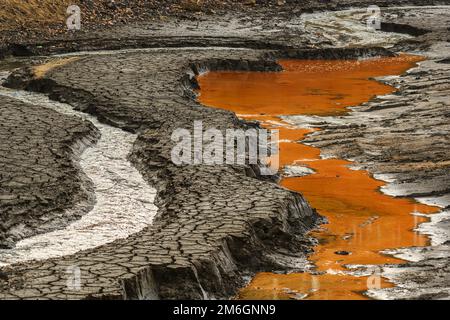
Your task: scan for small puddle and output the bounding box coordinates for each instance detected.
[197,54,440,299]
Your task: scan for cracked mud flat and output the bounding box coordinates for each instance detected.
[0,48,319,299]
[0,3,449,299]
[0,81,158,266]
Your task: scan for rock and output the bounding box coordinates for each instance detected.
[283,165,315,178]
[334,251,351,255]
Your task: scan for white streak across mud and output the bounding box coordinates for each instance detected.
[0,76,158,266]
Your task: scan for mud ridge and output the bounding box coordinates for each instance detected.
[0,37,294,61]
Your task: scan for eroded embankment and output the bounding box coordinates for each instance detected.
[0,48,320,299]
[197,53,443,299]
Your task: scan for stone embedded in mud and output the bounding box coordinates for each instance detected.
[283,165,315,177]
[334,251,351,256]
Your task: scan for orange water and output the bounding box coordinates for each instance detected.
[197,54,439,300]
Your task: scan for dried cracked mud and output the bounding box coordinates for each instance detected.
[0,48,319,299]
[0,2,449,300]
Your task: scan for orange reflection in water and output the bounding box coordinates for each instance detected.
[197,55,439,300]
